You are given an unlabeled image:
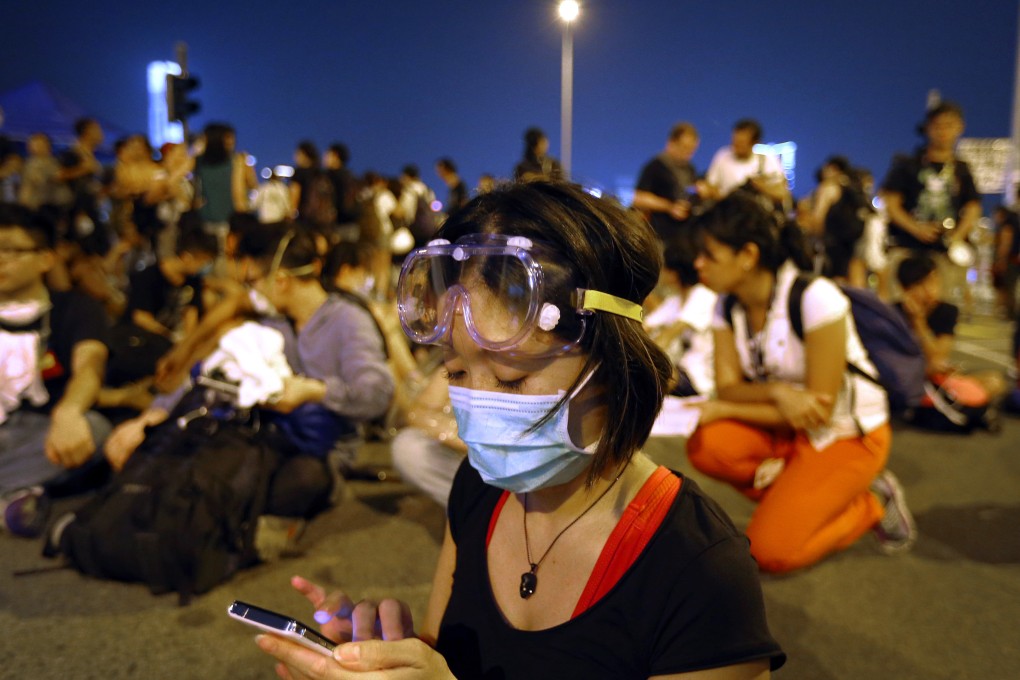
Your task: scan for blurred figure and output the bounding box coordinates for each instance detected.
[879,101,980,305]
[396,164,436,249]
[290,140,335,229]
[18,133,71,210]
[644,230,718,397]
[323,142,361,240]
[704,118,789,208]
[513,126,563,182]
[476,173,496,194]
[809,156,871,287]
[0,203,111,537]
[992,205,1019,318]
[895,254,1008,402]
[193,122,256,254]
[633,121,705,243]
[435,157,468,214]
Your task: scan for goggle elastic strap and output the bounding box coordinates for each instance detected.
[578,289,644,322]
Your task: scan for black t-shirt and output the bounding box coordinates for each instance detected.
[291,167,318,220]
[127,263,203,332]
[436,462,785,679]
[880,151,980,251]
[635,154,698,242]
[447,181,469,213]
[326,167,359,224]
[5,291,110,413]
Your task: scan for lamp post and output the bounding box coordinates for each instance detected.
[558,1,580,181]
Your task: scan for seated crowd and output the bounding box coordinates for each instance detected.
[0,108,1016,577]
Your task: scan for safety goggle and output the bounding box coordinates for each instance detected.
[396,234,643,355]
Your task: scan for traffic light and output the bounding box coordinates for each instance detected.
[167,73,200,122]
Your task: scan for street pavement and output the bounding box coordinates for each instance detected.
[0,315,1017,679]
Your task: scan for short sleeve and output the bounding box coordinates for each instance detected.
[800,277,849,333]
[679,285,719,333]
[880,154,913,195]
[710,294,731,332]
[650,536,785,674]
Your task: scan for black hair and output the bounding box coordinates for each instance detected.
[524,127,547,158]
[436,157,457,174]
[897,253,937,290]
[322,240,374,284]
[201,122,235,165]
[327,143,350,165]
[73,117,97,138]
[0,203,55,249]
[733,118,763,144]
[926,100,965,125]
[433,181,673,485]
[402,164,420,179]
[693,193,811,273]
[296,140,320,168]
[235,219,286,261]
[176,227,219,258]
[662,229,701,288]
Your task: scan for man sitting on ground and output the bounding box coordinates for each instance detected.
[0,203,111,537]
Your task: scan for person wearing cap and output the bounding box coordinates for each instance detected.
[255,181,785,679]
[879,101,981,305]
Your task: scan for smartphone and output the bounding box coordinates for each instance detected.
[227,600,336,656]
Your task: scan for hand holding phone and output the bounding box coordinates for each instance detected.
[228,600,336,657]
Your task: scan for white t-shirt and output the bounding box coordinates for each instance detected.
[645,284,718,396]
[712,261,888,450]
[705,148,785,198]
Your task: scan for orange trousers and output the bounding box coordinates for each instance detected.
[686,420,891,573]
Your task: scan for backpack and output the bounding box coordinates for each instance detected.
[723,274,927,414]
[54,386,280,604]
[824,183,869,246]
[303,173,338,227]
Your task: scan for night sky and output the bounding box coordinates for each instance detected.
[2,0,1016,199]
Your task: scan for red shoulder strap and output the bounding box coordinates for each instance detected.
[572,466,681,617]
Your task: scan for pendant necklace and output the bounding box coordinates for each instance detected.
[519,470,624,600]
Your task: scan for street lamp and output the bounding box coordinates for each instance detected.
[558,1,580,180]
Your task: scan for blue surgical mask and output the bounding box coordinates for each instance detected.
[448,376,596,493]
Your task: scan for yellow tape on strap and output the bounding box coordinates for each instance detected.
[581,290,643,322]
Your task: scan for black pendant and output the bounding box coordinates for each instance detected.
[519,567,538,599]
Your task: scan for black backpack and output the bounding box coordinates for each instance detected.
[55,387,280,604]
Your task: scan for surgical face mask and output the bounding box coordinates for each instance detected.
[0,299,51,327]
[448,375,597,493]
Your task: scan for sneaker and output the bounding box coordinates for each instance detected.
[870,470,917,554]
[254,515,307,562]
[0,486,51,538]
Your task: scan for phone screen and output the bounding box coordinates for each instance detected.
[228,600,337,656]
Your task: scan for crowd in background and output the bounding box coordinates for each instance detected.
[0,102,1018,573]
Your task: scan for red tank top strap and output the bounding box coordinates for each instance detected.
[486,490,512,548]
[572,465,682,618]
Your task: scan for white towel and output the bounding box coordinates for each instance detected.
[200,322,293,408]
[0,330,49,424]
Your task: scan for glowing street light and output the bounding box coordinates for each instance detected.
[558,1,580,180]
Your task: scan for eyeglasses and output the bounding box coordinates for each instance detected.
[396,234,643,356]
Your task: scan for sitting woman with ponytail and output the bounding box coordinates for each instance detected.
[687,194,916,573]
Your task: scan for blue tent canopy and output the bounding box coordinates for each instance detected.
[0,80,130,154]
